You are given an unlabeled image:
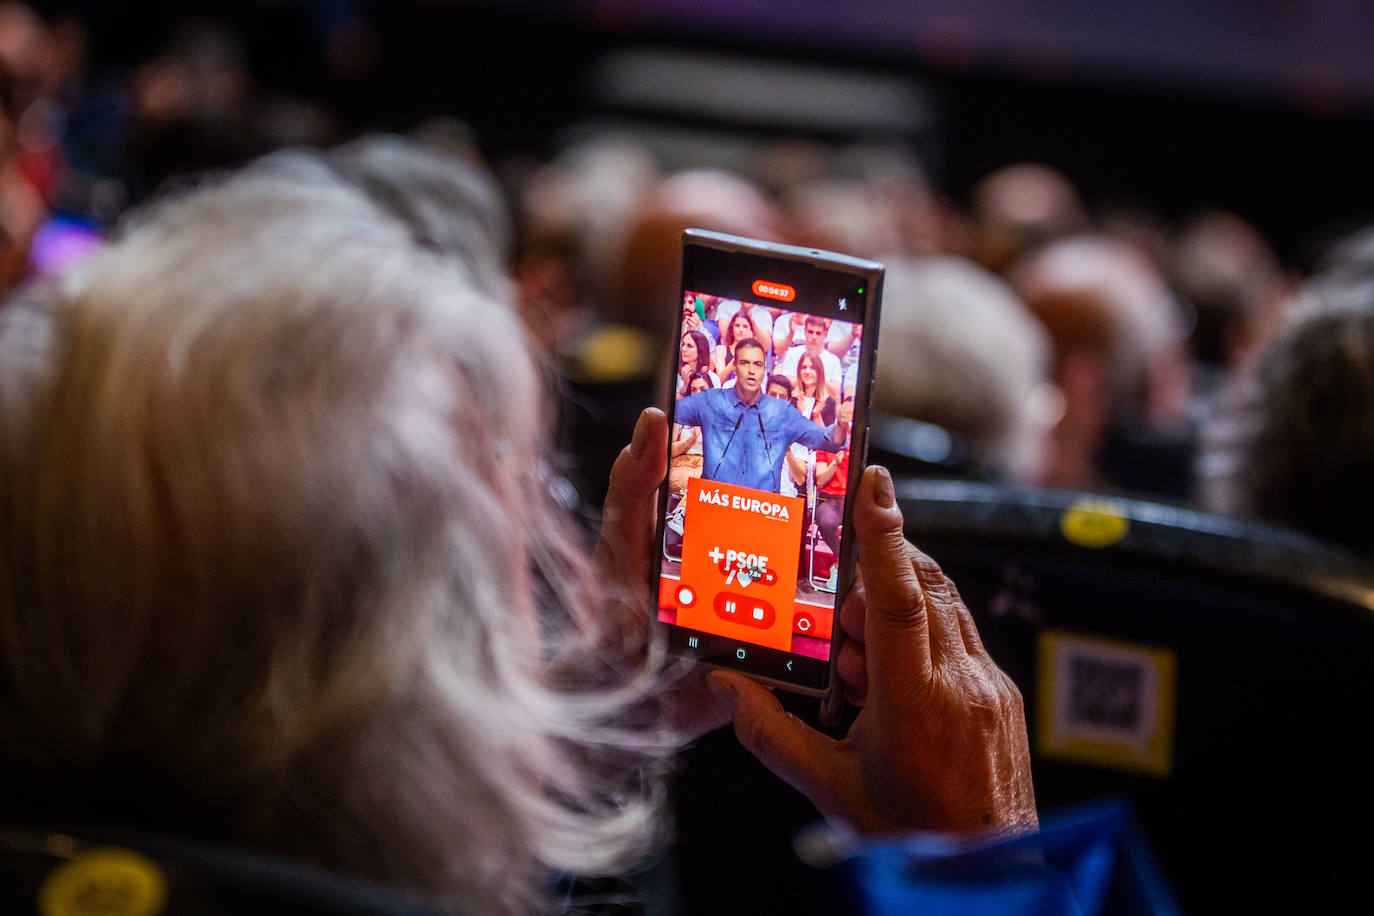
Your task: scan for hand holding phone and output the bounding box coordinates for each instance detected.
[706,467,1039,835]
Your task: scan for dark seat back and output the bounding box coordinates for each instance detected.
[898,478,1374,914]
[0,821,448,916]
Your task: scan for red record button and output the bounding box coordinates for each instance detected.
[713,592,776,629]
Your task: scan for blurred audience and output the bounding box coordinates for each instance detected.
[873,255,1057,483]
[1169,210,1293,383]
[325,132,513,299]
[0,0,1364,535]
[1201,236,1374,552]
[1009,234,1194,495]
[611,168,784,350]
[970,163,1089,275]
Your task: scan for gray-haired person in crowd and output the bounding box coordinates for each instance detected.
[324,132,514,299]
[0,156,1035,914]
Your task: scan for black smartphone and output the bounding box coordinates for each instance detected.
[652,228,883,716]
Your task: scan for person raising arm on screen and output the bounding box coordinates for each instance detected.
[674,338,847,493]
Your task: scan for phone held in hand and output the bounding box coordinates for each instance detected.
[653,228,883,712]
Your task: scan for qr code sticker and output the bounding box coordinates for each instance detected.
[1066,654,1144,731]
[1038,631,1176,777]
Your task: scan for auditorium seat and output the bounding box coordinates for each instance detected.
[896,477,1374,915]
[0,820,448,915]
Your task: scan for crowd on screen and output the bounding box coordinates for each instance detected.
[673,302,858,590]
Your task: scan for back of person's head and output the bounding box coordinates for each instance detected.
[1010,233,1186,418]
[0,165,667,913]
[612,169,784,341]
[1234,276,1374,552]
[323,132,513,298]
[970,163,1089,275]
[873,255,1055,482]
[1170,210,1286,370]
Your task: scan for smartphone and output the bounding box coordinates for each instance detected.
[653,228,883,714]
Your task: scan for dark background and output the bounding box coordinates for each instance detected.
[28,0,1374,269]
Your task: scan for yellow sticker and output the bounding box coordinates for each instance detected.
[1059,499,1130,548]
[39,847,168,916]
[1036,630,1177,777]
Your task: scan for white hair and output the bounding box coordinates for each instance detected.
[873,255,1055,481]
[0,168,671,912]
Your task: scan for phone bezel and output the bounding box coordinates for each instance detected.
[653,228,884,702]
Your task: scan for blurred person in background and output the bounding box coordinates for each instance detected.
[0,47,44,296]
[969,163,1090,276]
[325,132,513,301]
[0,153,1038,913]
[777,142,961,260]
[1169,210,1293,391]
[873,255,1058,484]
[516,135,661,366]
[550,166,784,504]
[124,22,264,196]
[1009,234,1194,497]
[1200,234,1374,552]
[612,168,785,352]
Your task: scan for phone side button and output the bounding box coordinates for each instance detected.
[862,426,870,463]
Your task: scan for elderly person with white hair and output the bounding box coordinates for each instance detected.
[0,158,1035,914]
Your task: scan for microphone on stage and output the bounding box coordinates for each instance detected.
[711,414,745,480]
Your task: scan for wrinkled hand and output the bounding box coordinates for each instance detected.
[709,467,1038,835]
[595,408,732,740]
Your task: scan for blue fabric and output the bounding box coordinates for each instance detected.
[676,388,842,492]
[839,800,1180,916]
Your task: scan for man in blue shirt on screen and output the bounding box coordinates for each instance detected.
[675,338,848,493]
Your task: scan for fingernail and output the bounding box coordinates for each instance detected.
[630,409,650,459]
[873,466,895,507]
[705,671,739,708]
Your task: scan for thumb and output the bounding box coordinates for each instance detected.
[707,671,844,811]
[594,407,667,571]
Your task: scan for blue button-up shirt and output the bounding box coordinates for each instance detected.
[676,389,844,492]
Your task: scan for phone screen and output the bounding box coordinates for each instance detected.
[655,232,881,693]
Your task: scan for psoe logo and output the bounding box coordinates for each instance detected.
[706,546,778,588]
[697,487,791,521]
